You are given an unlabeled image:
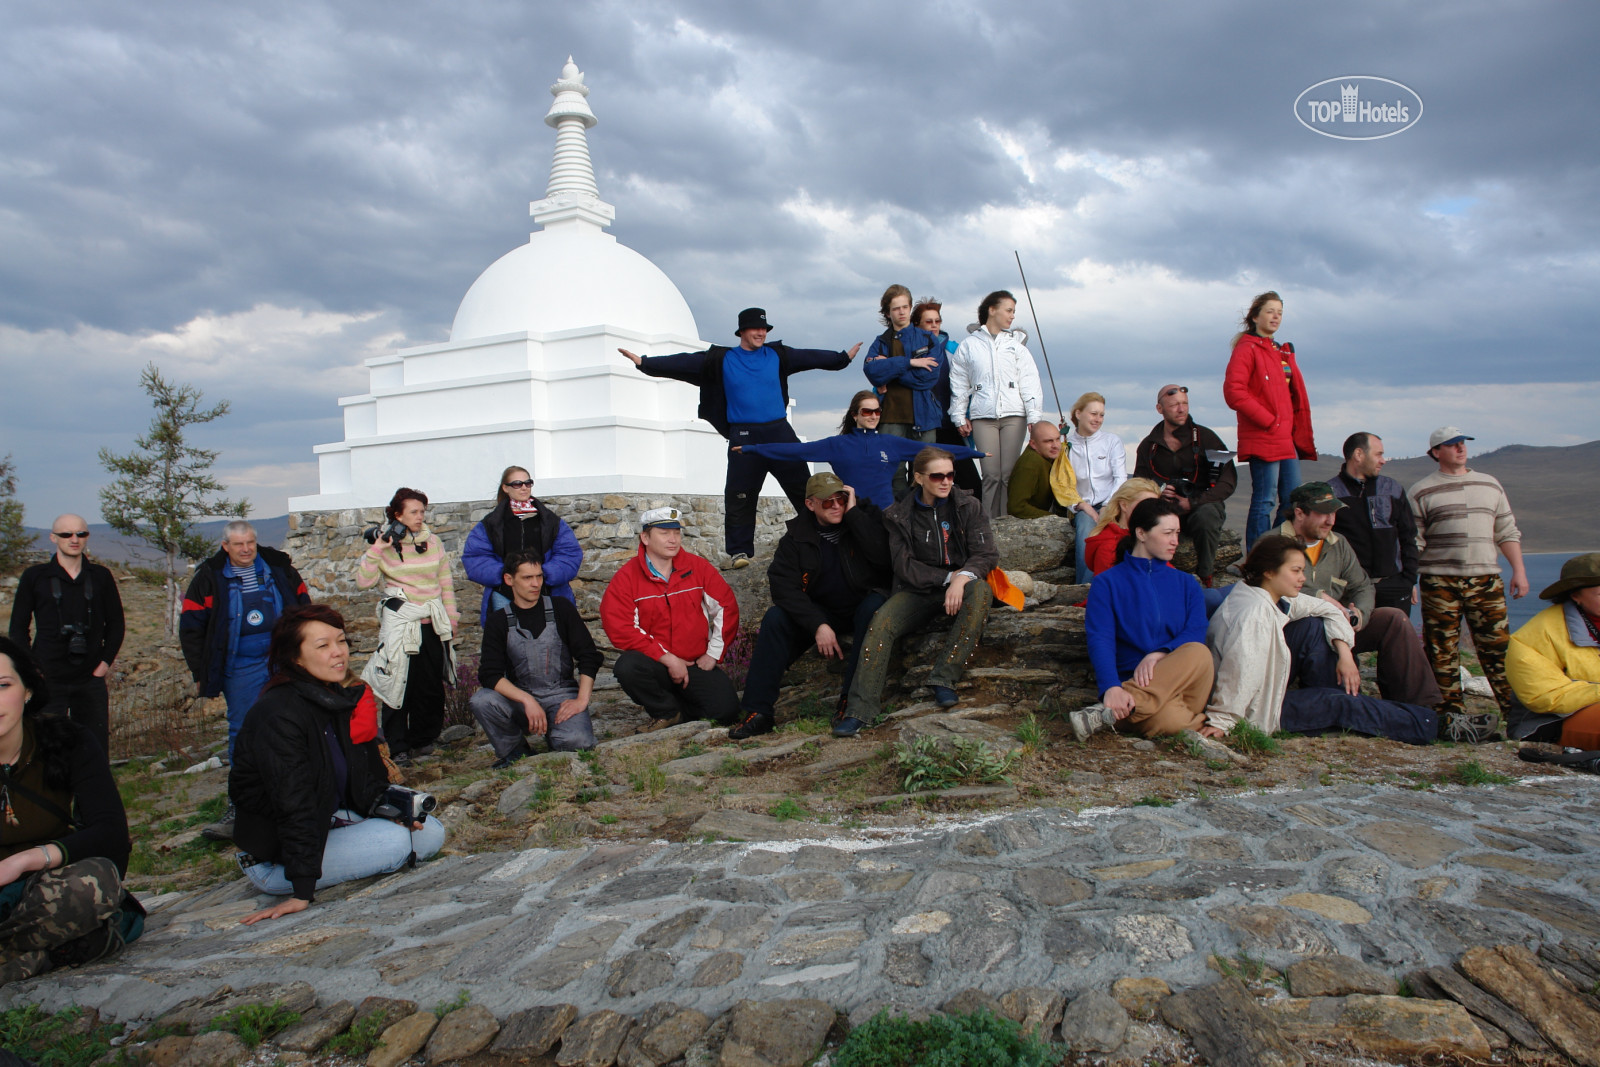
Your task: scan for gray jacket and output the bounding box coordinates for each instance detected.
[1277,521,1375,627]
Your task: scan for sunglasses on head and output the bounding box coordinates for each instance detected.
[1162,386,1189,398]
[923,471,956,483]
[53,531,90,539]
[503,480,534,488]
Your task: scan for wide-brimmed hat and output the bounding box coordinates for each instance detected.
[735,308,773,334]
[1540,552,1600,601]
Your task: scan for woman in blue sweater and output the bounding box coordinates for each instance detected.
[1075,497,1218,741]
[733,391,986,509]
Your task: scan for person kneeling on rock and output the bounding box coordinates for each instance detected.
[729,473,892,740]
[468,551,601,768]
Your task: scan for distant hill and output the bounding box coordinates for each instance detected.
[23,515,292,569]
[1223,440,1599,553]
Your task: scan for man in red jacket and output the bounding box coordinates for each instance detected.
[600,507,742,729]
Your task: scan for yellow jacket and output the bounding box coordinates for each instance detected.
[1507,602,1600,717]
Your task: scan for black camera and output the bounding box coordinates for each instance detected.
[1165,476,1198,504]
[363,520,408,545]
[59,623,89,658]
[372,785,437,823]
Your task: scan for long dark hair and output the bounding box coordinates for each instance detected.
[1115,497,1183,564]
[0,634,78,788]
[494,466,530,506]
[1241,534,1306,588]
[264,604,349,689]
[839,390,880,435]
[977,290,1015,327]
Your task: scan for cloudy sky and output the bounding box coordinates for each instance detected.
[3,0,1597,523]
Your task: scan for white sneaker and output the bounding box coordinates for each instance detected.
[728,553,752,570]
[1069,703,1115,742]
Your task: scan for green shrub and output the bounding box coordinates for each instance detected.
[834,1008,1061,1067]
[1133,794,1173,807]
[1013,713,1044,751]
[1446,759,1514,786]
[204,1001,300,1048]
[324,1008,389,1056]
[768,797,807,822]
[1228,720,1281,755]
[0,1004,124,1067]
[433,990,470,1019]
[893,736,1020,793]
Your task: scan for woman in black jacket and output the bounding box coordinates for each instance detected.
[231,605,446,925]
[0,635,132,985]
[840,447,997,730]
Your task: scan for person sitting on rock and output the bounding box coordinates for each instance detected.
[231,605,447,925]
[599,507,742,730]
[468,552,601,767]
[1204,534,1436,744]
[1075,498,1215,741]
[1082,478,1162,576]
[1276,482,1440,710]
[0,636,135,986]
[843,448,996,728]
[1007,421,1079,519]
[1506,552,1600,749]
[1132,385,1237,587]
[729,473,893,741]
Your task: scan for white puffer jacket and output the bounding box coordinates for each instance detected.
[948,325,1045,424]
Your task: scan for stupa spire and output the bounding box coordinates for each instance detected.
[530,56,615,233]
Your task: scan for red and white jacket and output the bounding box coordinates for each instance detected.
[599,545,740,662]
[1223,333,1316,463]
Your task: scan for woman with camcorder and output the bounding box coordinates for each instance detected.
[231,605,445,925]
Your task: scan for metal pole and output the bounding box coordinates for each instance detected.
[1014,251,1063,418]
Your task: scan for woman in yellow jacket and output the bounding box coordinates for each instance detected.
[1507,553,1600,749]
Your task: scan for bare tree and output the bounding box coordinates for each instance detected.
[98,363,250,635]
[0,454,29,573]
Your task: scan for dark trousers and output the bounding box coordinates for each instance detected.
[847,580,993,720]
[1374,574,1416,616]
[385,622,445,753]
[40,676,109,756]
[740,593,888,717]
[1179,500,1226,580]
[1280,616,1436,744]
[727,420,811,558]
[612,650,740,725]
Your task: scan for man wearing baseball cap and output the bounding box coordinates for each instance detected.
[1506,553,1600,755]
[599,506,742,730]
[618,309,861,570]
[728,473,892,740]
[1277,482,1440,710]
[1408,426,1529,742]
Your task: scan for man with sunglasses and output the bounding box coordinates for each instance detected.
[8,516,124,753]
[729,473,892,739]
[1133,385,1237,587]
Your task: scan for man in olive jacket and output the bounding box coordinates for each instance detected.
[730,473,891,740]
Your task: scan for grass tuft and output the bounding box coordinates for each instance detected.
[1445,759,1515,786]
[1228,720,1282,756]
[1133,794,1174,807]
[1013,713,1045,752]
[325,1008,388,1057]
[768,796,808,822]
[833,1008,1060,1067]
[893,736,1021,793]
[203,1001,300,1049]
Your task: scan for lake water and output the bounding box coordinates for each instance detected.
[1500,551,1583,631]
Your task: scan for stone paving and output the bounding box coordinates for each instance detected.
[8,773,1600,1042]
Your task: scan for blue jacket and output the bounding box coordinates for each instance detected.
[863,325,949,433]
[642,342,852,438]
[738,430,986,509]
[1085,555,1207,696]
[180,547,310,698]
[462,498,583,624]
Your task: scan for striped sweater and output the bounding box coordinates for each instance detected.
[1407,469,1521,577]
[356,524,459,622]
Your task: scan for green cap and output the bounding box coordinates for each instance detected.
[805,472,845,499]
[1289,482,1346,514]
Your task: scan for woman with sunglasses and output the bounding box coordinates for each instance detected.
[844,447,997,724]
[461,466,583,625]
[1224,291,1317,549]
[732,390,985,509]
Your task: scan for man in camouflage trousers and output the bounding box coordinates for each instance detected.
[1408,427,1530,742]
[0,856,124,984]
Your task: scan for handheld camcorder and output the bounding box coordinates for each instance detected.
[372,785,437,823]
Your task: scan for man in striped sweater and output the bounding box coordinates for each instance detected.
[1408,426,1530,742]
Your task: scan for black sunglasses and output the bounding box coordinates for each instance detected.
[52,531,91,539]
[857,407,882,416]
[1162,386,1189,398]
[503,480,534,488]
[923,471,956,482]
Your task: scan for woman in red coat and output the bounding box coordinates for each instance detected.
[1224,291,1316,549]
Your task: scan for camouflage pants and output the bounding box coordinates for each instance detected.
[1420,573,1515,717]
[0,857,122,969]
[846,580,993,721]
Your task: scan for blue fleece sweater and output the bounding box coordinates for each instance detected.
[738,430,985,509]
[1085,554,1208,695]
[863,325,948,432]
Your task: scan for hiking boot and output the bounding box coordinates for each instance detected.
[728,710,775,740]
[491,744,531,770]
[931,685,959,708]
[642,714,683,733]
[1440,711,1502,744]
[728,553,752,570]
[832,715,865,738]
[200,803,236,842]
[1069,703,1116,743]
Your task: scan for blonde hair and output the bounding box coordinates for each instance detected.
[1069,391,1106,432]
[1090,477,1161,537]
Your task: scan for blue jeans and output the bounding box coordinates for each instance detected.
[239,810,447,895]
[222,640,272,761]
[1246,457,1302,549]
[1279,617,1436,745]
[1073,508,1096,585]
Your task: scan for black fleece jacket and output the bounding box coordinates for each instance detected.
[766,504,892,633]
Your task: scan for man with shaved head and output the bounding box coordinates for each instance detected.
[8,514,125,752]
[1133,385,1237,586]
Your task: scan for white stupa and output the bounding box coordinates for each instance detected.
[290,58,733,510]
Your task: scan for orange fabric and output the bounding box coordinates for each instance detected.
[1559,702,1600,750]
[1304,541,1324,566]
[987,569,1026,611]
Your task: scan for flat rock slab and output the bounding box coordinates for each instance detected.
[690,809,831,842]
[370,1011,436,1067]
[274,1000,356,1053]
[556,1009,631,1067]
[425,1003,499,1064]
[720,998,836,1067]
[492,1003,578,1055]
[1405,965,1549,1051]
[1267,995,1491,1060]
[1162,978,1304,1067]
[1279,892,1372,925]
[1460,944,1600,1066]
[1285,955,1397,997]
[896,713,1024,754]
[661,737,813,776]
[1351,820,1470,868]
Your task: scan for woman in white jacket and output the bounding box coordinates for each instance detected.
[1065,391,1129,583]
[948,290,1045,519]
[1205,534,1435,743]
